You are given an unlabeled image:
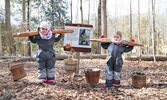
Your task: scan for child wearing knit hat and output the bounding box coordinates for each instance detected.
[29,21,62,85]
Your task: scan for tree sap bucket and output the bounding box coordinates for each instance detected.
[64,58,78,73]
[84,68,101,84]
[9,64,26,81]
[132,72,146,89]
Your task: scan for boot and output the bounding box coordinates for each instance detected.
[105,80,113,88]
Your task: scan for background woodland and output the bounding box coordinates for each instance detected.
[0,0,166,60]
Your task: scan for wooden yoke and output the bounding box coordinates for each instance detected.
[13,29,74,37]
[90,38,143,46]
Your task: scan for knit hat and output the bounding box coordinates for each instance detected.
[40,21,51,30]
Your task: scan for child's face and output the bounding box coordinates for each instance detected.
[113,34,122,41]
[41,28,49,35]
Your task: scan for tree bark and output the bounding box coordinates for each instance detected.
[51,0,55,29]
[102,0,107,54]
[88,0,90,24]
[0,20,2,56]
[152,0,156,62]
[22,0,26,31]
[5,0,15,55]
[58,11,61,28]
[80,0,83,23]
[138,0,141,61]
[21,0,29,56]
[97,0,101,54]
[27,0,30,30]
[71,0,73,23]
[130,0,132,39]
[147,0,151,55]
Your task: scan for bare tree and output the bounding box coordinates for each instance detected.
[0,19,2,56]
[103,0,107,37]
[130,0,132,38]
[151,0,156,62]
[146,0,151,55]
[21,0,28,56]
[88,0,90,24]
[71,0,73,23]
[97,0,102,54]
[138,0,141,61]
[80,0,83,23]
[102,0,107,54]
[22,0,26,32]
[51,0,55,29]
[5,0,15,55]
[27,0,30,30]
[58,6,61,28]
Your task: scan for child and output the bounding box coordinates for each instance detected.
[29,21,62,85]
[100,31,134,90]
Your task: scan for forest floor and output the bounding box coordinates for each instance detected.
[0,59,167,100]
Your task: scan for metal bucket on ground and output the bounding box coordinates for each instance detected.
[132,72,146,89]
[9,64,26,81]
[84,68,101,84]
[64,58,78,73]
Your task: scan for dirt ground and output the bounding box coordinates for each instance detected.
[0,59,167,100]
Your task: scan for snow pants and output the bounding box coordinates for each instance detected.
[105,57,123,88]
[36,50,56,80]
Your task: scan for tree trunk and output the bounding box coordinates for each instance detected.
[102,0,107,54]
[71,0,73,23]
[58,11,61,28]
[21,0,29,56]
[5,0,15,55]
[27,0,30,30]
[152,0,156,62]
[22,0,26,32]
[97,0,101,54]
[80,0,83,23]
[88,0,90,24]
[147,0,150,55]
[0,20,2,56]
[102,0,107,39]
[51,0,55,29]
[130,0,132,39]
[138,0,141,61]
[114,1,117,31]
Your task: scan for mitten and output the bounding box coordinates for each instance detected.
[99,34,105,39]
[130,38,135,42]
[65,43,71,49]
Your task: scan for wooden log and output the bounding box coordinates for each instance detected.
[125,55,167,61]
[13,29,74,37]
[80,54,107,59]
[90,38,143,46]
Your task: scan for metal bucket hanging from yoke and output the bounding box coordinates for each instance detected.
[9,64,26,81]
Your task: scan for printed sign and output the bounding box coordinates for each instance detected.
[64,24,93,52]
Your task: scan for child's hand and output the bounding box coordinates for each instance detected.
[130,38,135,42]
[99,34,105,39]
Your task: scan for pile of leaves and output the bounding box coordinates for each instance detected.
[0,59,167,99]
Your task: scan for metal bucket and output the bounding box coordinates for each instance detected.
[9,64,26,81]
[84,68,101,84]
[132,72,146,89]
